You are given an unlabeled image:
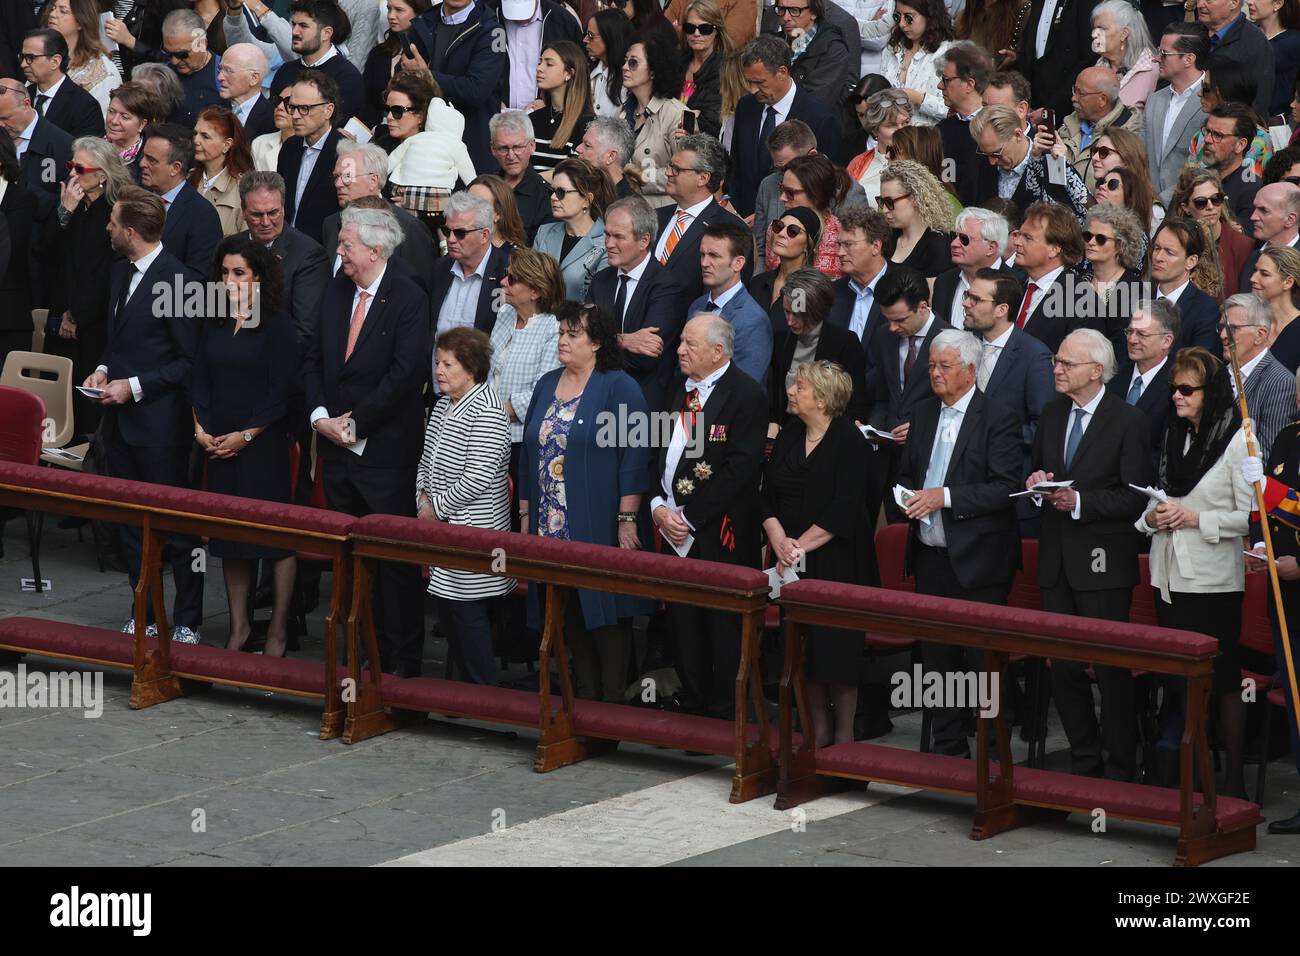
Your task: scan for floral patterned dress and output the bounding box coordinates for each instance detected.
[536,394,581,540]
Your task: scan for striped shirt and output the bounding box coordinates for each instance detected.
[416,382,516,601]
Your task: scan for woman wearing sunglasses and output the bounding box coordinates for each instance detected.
[45,137,126,438]
[1138,346,1252,798]
[584,9,635,119]
[878,160,953,281]
[749,205,821,335]
[621,35,686,208]
[529,42,595,174]
[1079,204,1145,347]
[888,125,961,221]
[250,88,295,172]
[676,0,731,138]
[103,81,161,181]
[1092,167,1154,271]
[1088,128,1163,225]
[762,154,848,278]
[534,158,614,300]
[879,0,955,126]
[1250,246,1300,373]
[384,71,476,224]
[1172,166,1255,299]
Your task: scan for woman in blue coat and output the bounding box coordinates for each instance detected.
[521,301,651,702]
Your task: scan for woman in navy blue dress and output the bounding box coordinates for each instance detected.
[192,236,299,656]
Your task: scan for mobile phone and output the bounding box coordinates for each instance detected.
[400,32,415,59]
[682,110,696,135]
[1037,109,1056,144]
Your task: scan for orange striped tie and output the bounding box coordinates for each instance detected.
[659,209,690,264]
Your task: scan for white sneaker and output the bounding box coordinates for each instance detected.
[120,620,159,637]
[171,626,201,645]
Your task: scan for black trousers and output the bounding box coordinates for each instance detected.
[670,602,741,717]
[1042,581,1136,781]
[915,543,1010,756]
[322,459,424,675]
[105,431,204,630]
[435,596,497,685]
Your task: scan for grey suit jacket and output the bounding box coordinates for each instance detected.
[1143,82,1206,204]
[321,202,436,295]
[533,219,608,302]
[1245,350,1298,462]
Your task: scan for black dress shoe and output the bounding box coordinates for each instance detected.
[1267,809,1300,834]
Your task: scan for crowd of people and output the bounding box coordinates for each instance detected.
[5,0,1300,830]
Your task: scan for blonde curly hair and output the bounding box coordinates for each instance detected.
[880,159,955,233]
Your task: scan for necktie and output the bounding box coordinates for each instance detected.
[702,300,719,312]
[977,342,998,390]
[1016,281,1038,328]
[903,335,920,383]
[344,290,369,361]
[922,406,958,524]
[1063,406,1086,470]
[757,105,777,166]
[1126,375,1143,405]
[35,93,48,116]
[114,265,136,321]
[659,209,690,264]
[614,273,630,325]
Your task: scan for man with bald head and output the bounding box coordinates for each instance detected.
[1057,65,1144,191]
[652,311,767,717]
[218,42,274,140]
[1240,181,1300,290]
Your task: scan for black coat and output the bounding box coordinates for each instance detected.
[1170,282,1222,354]
[246,225,330,347]
[1011,0,1101,120]
[0,179,36,333]
[0,4,34,79]
[430,244,512,336]
[656,363,768,566]
[512,168,557,244]
[160,181,223,278]
[1208,14,1276,118]
[770,317,869,425]
[18,115,71,226]
[1031,390,1153,592]
[654,198,752,303]
[277,129,343,245]
[729,87,841,218]
[866,318,944,431]
[30,77,104,139]
[361,43,397,130]
[683,51,722,138]
[269,54,366,130]
[896,389,1023,590]
[939,115,997,208]
[587,257,688,411]
[234,93,277,141]
[1019,269,1104,356]
[301,267,430,471]
[1105,357,1171,469]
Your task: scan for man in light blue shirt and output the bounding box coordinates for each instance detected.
[687,221,772,389]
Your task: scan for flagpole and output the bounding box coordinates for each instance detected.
[1225,332,1300,745]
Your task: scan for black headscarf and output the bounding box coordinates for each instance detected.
[1158,357,1241,498]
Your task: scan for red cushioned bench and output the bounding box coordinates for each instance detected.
[345,513,778,802]
[0,462,356,738]
[776,579,1262,866]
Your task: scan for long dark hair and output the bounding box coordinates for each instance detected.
[210,235,285,327]
[378,0,434,57]
[784,154,851,212]
[594,9,636,106]
[641,31,685,101]
[888,0,956,52]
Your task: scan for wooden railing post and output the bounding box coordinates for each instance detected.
[730,605,777,803]
[128,516,180,709]
[774,616,822,810]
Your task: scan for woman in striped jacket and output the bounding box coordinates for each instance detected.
[416,327,515,685]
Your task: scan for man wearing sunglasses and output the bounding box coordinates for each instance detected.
[19,28,103,139]
[1218,292,1295,461]
[217,43,274,140]
[1238,181,1300,292]
[932,206,1011,328]
[159,10,222,128]
[429,190,511,345]
[1143,22,1209,204]
[1055,65,1141,193]
[276,71,343,244]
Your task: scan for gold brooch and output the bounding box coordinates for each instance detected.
[693,462,712,480]
[675,477,695,497]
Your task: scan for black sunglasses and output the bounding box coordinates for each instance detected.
[876,193,911,211]
[682,22,717,34]
[440,225,485,239]
[1190,192,1226,209]
[386,104,418,119]
[1099,177,1122,191]
[1082,230,1112,246]
[549,184,578,200]
[776,221,805,238]
[1171,383,1205,396]
[955,232,975,246]
[163,48,192,60]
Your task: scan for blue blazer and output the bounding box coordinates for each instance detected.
[534,219,607,302]
[1172,284,1221,354]
[728,87,841,218]
[687,287,772,391]
[521,367,653,628]
[983,326,1055,455]
[161,181,223,278]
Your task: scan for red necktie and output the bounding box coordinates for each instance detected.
[1016,282,1038,329]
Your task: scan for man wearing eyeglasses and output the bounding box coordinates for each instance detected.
[1239,181,1300,291]
[1028,327,1152,782]
[159,10,222,127]
[218,43,274,140]
[758,0,857,117]
[1219,292,1295,461]
[1204,102,1263,236]
[969,104,1090,222]
[937,43,998,208]
[276,71,344,244]
[1055,65,1142,192]
[1104,298,1178,464]
[896,327,1022,758]
[19,28,103,139]
[1143,22,1209,204]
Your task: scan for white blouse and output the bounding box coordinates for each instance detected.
[878,40,954,127]
[590,63,622,118]
[70,54,122,117]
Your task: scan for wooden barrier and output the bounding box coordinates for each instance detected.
[775,579,1262,866]
[342,514,779,802]
[0,462,355,738]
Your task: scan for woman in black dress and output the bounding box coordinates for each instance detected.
[762,359,878,747]
[192,236,298,657]
[878,159,954,280]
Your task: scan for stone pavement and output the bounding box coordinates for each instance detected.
[0,519,1297,866]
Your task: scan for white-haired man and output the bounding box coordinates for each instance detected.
[932,207,1010,327]
[577,116,636,199]
[1219,292,1297,461]
[218,41,273,139]
[302,203,429,677]
[896,327,1023,757]
[1027,327,1153,782]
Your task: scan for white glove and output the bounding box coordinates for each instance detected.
[1241,456,1265,485]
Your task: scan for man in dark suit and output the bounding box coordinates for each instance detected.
[932,207,1012,328]
[1028,327,1152,781]
[1239,182,1300,292]
[730,35,842,218]
[937,43,998,208]
[489,110,554,243]
[429,190,511,344]
[320,141,436,295]
[654,135,752,303]
[0,4,35,80]
[1014,202,1099,354]
[20,28,103,138]
[218,42,275,141]
[588,195,688,411]
[159,9,222,127]
[302,204,429,676]
[826,205,892,395]
[963,268,1053,534]
[1010,0,1100,120]
[651,313,767,716]
[1198,0,1275,116]
[239,170,330,347]
[1150,217,1220,352]
[262,0,366,128]
[0,77,71,224]
[139,122,223,277]
[277,69,344,245]
[1105,298,1177,465]
[83,186,204,643]
[897,328,1023,757]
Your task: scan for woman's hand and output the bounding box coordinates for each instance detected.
[194,428,219,454]
[60,177,84,213]
[209,431,249,459]
[1152,501,1198,530]
[617,520,640,549]
[104,16,136,50]
[417,497,436,520]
